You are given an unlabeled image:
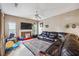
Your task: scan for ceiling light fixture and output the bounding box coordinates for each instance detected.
[34,10,41,20]
[14,3,18,7]
[34,4,42,20]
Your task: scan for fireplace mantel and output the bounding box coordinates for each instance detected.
[20,30,32,32]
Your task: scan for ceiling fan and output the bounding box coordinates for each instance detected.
[14,3,18,7]
[34,10,42,20]
[14,3,42,20]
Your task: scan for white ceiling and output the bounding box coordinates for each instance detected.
[0,3,79,20]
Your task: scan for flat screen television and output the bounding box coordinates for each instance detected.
[21,22,32,29]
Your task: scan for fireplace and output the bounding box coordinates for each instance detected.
[21,32,31,38]
[20,30,32,38]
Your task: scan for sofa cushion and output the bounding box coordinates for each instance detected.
[38,36,44,39]
[49,33,58,39]
[44,37,54,41]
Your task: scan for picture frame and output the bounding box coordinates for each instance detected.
[40,23,43,27]
[72,24,76,28]
[66,24,69,28]
[45,25,49,28]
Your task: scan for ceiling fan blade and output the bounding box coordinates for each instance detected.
[38,14,41,19]
[34,10,42,20]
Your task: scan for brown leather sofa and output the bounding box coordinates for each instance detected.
[46,39,62,56]
[40,34,79,56]
[61,34,79,56]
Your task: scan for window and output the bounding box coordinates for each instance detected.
[8,22,16,35]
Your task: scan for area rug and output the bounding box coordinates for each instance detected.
[22,38,52,56]
[8,42,34,56]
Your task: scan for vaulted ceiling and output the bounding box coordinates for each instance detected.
[0,3,79,20]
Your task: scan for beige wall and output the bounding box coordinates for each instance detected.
[4,9,79,36]
[4,14,37,36]
[40,9,79,36]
